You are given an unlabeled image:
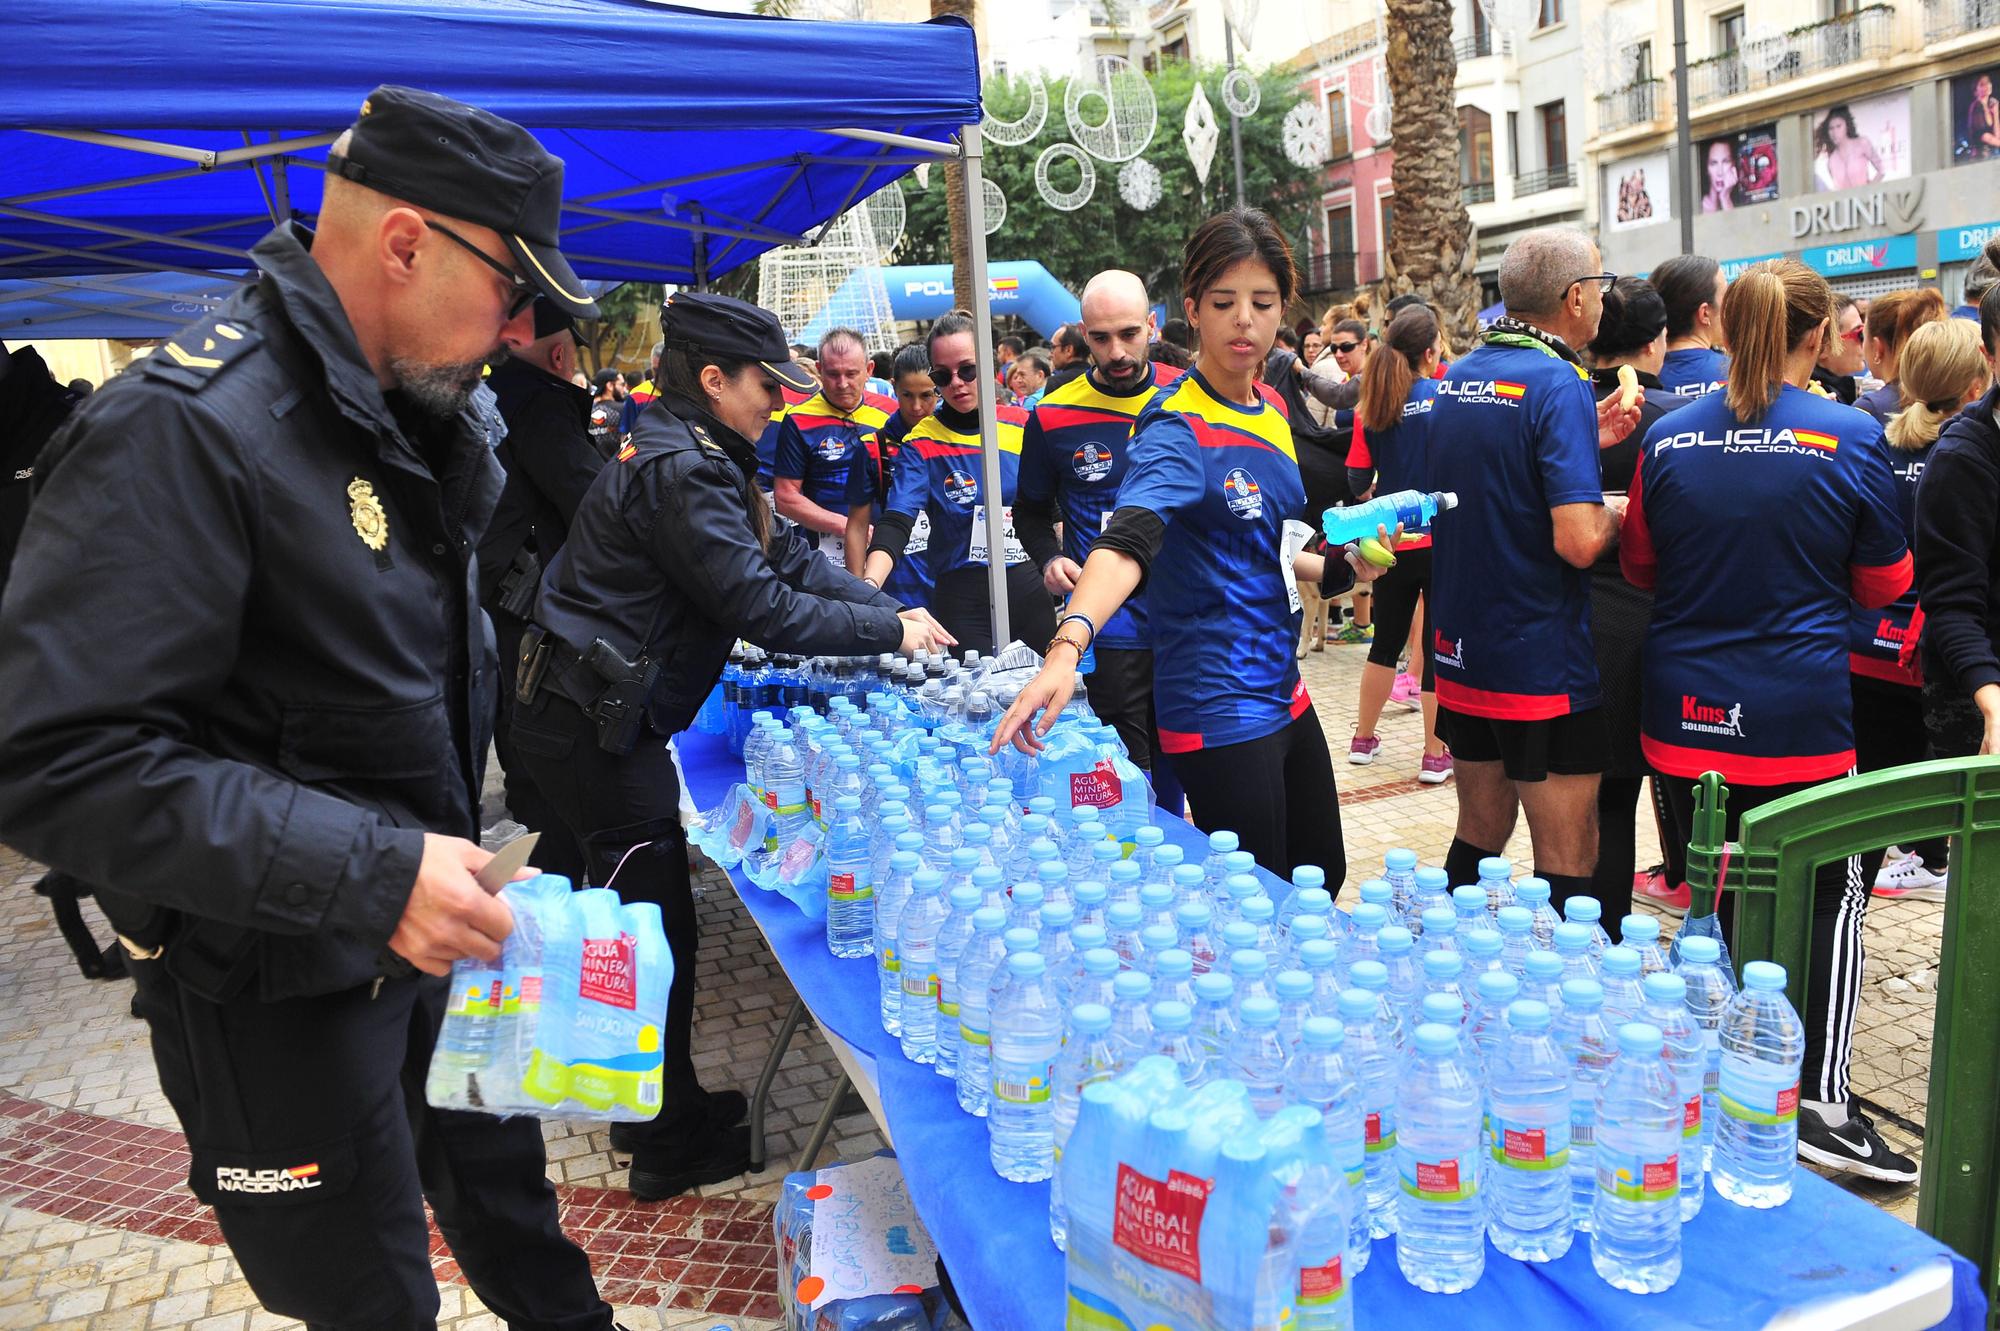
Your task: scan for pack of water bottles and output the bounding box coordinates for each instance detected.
[774,1153,949,1331]
[425,876,673,1122]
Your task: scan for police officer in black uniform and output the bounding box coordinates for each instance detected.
[511,292,952,1199]
[480,297,604,883]
[0,87,617,1329]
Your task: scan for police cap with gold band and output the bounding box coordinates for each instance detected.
[662,292,817,394]
[325,84,600,321]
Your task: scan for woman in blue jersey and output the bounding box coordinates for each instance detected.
[991,208,1392,881]
[1651,254,1731,397]
[1621,258,1916,1184]
[858,312,1058,657]
[1343,305,1450,782]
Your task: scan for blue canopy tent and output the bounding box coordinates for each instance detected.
[0,0,1031,643]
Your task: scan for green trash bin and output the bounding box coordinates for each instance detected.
[1682,758,2000,1321]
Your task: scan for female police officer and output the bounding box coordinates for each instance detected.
[511,292,950,1198]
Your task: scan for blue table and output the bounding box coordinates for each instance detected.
[677,728,1984,1331]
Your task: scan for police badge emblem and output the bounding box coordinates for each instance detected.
[347,478,389,551]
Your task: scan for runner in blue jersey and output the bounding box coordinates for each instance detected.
[1426,227,1640,907]
[1343,304,1449,782]
[1015,269,1185,804]
[1651,253,1732,396]
[858,313,1057,657]
[772,328,892,563]
[991,209,1393,881]
[842,342,937,610]
[1620,259,1915,1184]
[1847,320,1986,901]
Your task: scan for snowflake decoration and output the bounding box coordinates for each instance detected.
[1282,101,1330,169]
[1118,158,1162,210]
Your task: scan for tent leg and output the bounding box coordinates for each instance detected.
[960,125,1011,656]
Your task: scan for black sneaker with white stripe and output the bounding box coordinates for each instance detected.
[1797,1107,1919,1184]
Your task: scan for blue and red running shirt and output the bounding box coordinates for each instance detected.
[1427,338,1606,719]
[1017,362,1183,650]
[1345,377,1441,550]
[845,409,934,608]
[773,390,894,515]
[1658,346,1731,398]
[1621,384,1911,783]
[881,406,1030,584]
[1847,438,1932,686]
[1115,369,1310,753]
[754,383,814,491]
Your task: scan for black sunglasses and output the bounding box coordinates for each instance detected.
[427,219,538,319]
[928,362,981,387]
[1330,341,1362,354]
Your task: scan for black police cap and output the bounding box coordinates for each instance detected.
[662,292,816,393]
[326,85,600,321]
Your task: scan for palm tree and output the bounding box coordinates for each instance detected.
[1382,0,1483,343]
[933,0,978,315]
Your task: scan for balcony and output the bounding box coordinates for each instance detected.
[1300,250,1359,296]
[1462,180,1497,204]
[1453,30,1517,61]
[1514,164,1578,196]
[1595,79,1664,133]
[1924,0,2000,42]
[1686,5,1894,106]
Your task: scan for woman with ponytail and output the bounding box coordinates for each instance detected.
[1855,288,1948,424]
[1344,305,1450,781]
[1621,258,1917,1184]
[1854,318,1987,900]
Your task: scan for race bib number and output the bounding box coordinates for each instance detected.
[906,509,931,556]
[1280,519,1313,616]
[813,530,846,566]
[968,504,1028,566]
[1100,509,1114,534]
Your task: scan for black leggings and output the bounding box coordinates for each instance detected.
[1591,776,1643,925]
[1170,707,1347,896]
[932,562,1057,659]
[1662,773,1869,1107]
[1364,545,1433,690]
[1851,673,1947,871]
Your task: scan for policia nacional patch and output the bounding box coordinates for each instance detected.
[348,477,393,571]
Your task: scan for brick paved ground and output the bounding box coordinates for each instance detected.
[0,639,1942,1326]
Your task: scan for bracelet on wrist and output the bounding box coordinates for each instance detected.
[1054,611,1097,650]
[1046,634,1089,662]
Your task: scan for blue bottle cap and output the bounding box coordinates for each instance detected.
[1208,829,1240,853]
[1072,924,1109,951]
[1524,950,1564,980]
[1157,845,1187,868]
[1353,902,1388,929]
[1226,873,1262,902]
[1008,951,1047,978]
[1565,895,1603,923]
[1239,995,1280,1027]
[1295,888,1333,916]
[1155,948,1193,978]
[1552,922,1591,953]
[1677,935,1721,964]
[1224,851,1257,875]
[1420,993,1463,1026]
[1622,913,1661,943]
[1463,932,1501,958]
[1413,1024,1459,1056]
[1348,960,1387,990]
[1135,826,1165,847]
[1357,879,1393,905]
[837,753,861,770]
[1113,970,1153,999]
[1081,947,1121,976]
[1029,796,1057,816]
[1415,866,1450,890]
[1616,1022,1663,1054]
[1092,840,1123,864]
[971,907,1006,932]
[1012,882,1046,907]
[1229,949,1268,977]
[1300,938,1339,969]
[1140,924,1178,954]
[1421,907,1456,934]
[964,824,992,846]
[1476,970,1520,1002]
[1194,972,1235,1002]
[1175,900,1213,927]
[980,806,1007,826]
[972,866,1004,890]
[890,850,922,872]
[950,847,981,871]
[1497,906,1533,934]
[1036,859,1067,883]
[1560,978,1604,1010]
[949,884,983,910]
[1071,1002,1112,1033]
[1601,946,1640,977]
[1378,925,1414,955]
[1478,856,1512,880]
[1642,972,1686,1005]
[1422,949,1463,978]
[1290,914,1329,941]
[1293,864,1328,890]
[1240,896,1275,924]
[1151,999,1192,1030]
[1743,960,1788,991]
[1139,881,1174,907]
[1514,876,1551,904]
[913,868,943,892]
[1074,879,1106,903]
[1040,903,1075,929]
[1171,863,1203,890]
[1452,885,1486,911]
[1072,804,1102,824]
[1384,848,1418,872]
[1301,1016,1344,1048]
[1507,999,1552,1031]
[1275,969,1314,999]
[1107,901,1142,927]
[1221,921,1259,951]
[1110,861,1143,884]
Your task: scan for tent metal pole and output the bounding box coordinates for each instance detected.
[561,201,806,248]
[821,127,959,156]
[0,240,245,282]
[570,155,810,205]
[241,134,282,227]
[704,164,810,274]
[269,132,293,223]
[24,128,338,169]
[0,164,235,208]
[691,206,709,292]
[0,215,268,272]
[0,205,251,260]
[959,122,1010,654]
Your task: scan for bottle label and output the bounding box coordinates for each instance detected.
[1683,1093,1703,1140]
[730,799,757,849]
[1297,1256,1346,1307]
[992,1059,1053,1104]
[881,946,900,974]
[1719,1058,1800,1126]
[901,969,937,1001]
[1400,1155,1477,1202]
[1070,760,1124,810]
[938,995,961,1019]
[1489,1116,1571,1171]
[579,932,638,1010]
[1364,1109,1397,1154]
[959,1022,990,1048]
[1596,1148,1679,1202]
[829,872,872,903]
[1113,1164,1211,1281]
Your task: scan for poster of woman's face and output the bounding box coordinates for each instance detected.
[1952,69,2000,164]
[1603,151,1671,231]
[1813,92,1910,191]
[1696,126,1780,212]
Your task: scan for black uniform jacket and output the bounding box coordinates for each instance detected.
[0,222,501,1001]
[531,390,904,738]
[476,357,602,608]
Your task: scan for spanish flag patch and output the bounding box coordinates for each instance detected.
[1493,381,1527,399]
[616,442,637,462]
[1795,430,1838,452]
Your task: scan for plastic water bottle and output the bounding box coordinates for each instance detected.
[1453,885,1498,939]
[1135,878,1176,934]
[1130,824,1166,877]
[1321,488,1458,544]
[1200,830,1241,901]
[1395,1022,1486,1293]
[1039,901,1078,992]
[1418,906,1458,954]
[1376,927,1418,1017]
[1515,877,1563,947]
[1049,1002,1123,1250]
[1220,920,1260,960]
[1461,929,1504,976]
[1285,914,1332,972]
[1273,969,1316,1049]
[1621,913,1671,977]
[1239,896,1280,956]
[1342,903,1386,977]
[1104,900,1143,968]
[1168,862,1205,912]
[1010,881,1047,937]
[1592,1022,1683,1293]
[1219,868,1262,928]
[1383,848,1419,921]
[1137,924,1179,975]
[1192,971,1238,1058]
[1554,921,1598,984]
[1674,934,1736,1172]
[1496,906,1535,977]
[876,850,921,1035]
[1072,879,1108,934]
[1228,949,1275,1017]
[989,952,1063,1181]
[1419,948,1468,1024]
[1287,1015,1371,1276]
[1642,973,1707,1220]
[1564,896,1613,960]
[742,713,776,803]
[1486,999,1574,1262]
[1110,970,1156,1059]
[954,908,1012,1116]
[824,796,874,958]
[1554,978,1616,1232]
[1406,866,1452,935]
[933,883,985,1080]
[1337,988,1400,1238]
[1713,961,1805,1208]
[1522,949,1566,1018]
[1301,938,1343,1015]
[1034,858,1073,916]
[1230,996,1290,1116]
[1347,960,1405,1050]
[1063,805,1107,878]
[1088,840,1127,900]
[1279,864,1329,932]
[1152,946,1198,1011]
[1476,856,1515,913]
[896,869,950,1064]
[1150,1000,1210,1089]
[1599,946,1647,1028]
[1069,947,1122,1032]
[1175,899,1219,975]
[1468,970,1521,1074]
[922,803,962,873]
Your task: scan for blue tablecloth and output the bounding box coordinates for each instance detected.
[677,728,1984,1331]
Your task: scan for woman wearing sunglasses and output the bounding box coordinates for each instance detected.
[858,312,1058,656]
[992,208,1393,881]
[1811,292,1867,404]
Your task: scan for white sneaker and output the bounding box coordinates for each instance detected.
[1872,850,1947,902]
